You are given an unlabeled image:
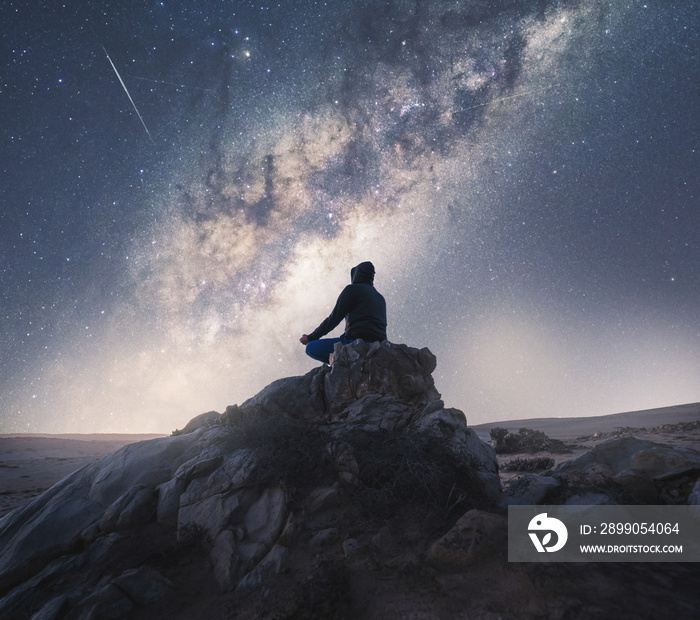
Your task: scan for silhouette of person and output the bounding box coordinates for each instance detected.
[300,261,387,364]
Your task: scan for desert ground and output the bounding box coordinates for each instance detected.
[0,434,165,518]
[472,401,700,483]
[1,402,698,519]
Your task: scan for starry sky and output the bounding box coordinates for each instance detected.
[2,0,698,433]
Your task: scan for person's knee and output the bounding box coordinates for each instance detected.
[305,340,325,362]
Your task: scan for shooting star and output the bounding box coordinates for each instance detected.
[103,46,155,144]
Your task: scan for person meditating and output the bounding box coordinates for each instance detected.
[300,261,387,364]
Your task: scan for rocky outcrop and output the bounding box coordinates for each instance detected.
[0,341,500,618]
[0,341,697,619]
[501,435,700,506]
[0,431,206,594]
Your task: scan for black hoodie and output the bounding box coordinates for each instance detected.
[307,261,387,343]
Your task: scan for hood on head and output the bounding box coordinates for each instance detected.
[350,261,375,284]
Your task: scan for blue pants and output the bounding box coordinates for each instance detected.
[305,334,350,364]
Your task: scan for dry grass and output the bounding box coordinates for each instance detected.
[501,456,555,472]
[490,427,569,454]
[344,429,492,531]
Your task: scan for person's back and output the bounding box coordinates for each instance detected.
[300,261,387,364]
[340,262,387,342]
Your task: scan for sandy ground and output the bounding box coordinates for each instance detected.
[0,434,165,517]
[0,403,698,518]
[470,401,700,442]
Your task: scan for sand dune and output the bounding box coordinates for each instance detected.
[471,402,699,442]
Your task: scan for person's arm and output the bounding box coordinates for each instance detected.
[305,286,354,341]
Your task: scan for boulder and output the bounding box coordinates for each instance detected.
[110,566,174,605]
[156,449,226,524]
[156,477,187,525]
[331,393,411,433]
[178,490,248,542]
[99,485,156,532]
[239,368,324,421]
[235,544,289,591]
[174,410,221,435]
[549,437,700,505]
[204,448,258,496]
[324,341,440,416]
[631,446,700,476]
[244,487,287,547]
[210,529,243,591]
[86,433,210,507]
[552,437,661,477]
[500,474,560,506]
[427,509,507,570]
[175,449,259,540]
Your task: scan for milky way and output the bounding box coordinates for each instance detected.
[2,1,698,432]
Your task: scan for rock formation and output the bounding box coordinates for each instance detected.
[501,435,700,507]
[0,340,697,619]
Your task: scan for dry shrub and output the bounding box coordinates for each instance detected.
[344,429,491,531]
[221,410,334,492]
[490,427,569,454]
[501,456,555,472]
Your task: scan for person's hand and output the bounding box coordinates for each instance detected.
[299,334,309,345]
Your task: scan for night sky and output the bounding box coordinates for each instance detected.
[2,1,698,433]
